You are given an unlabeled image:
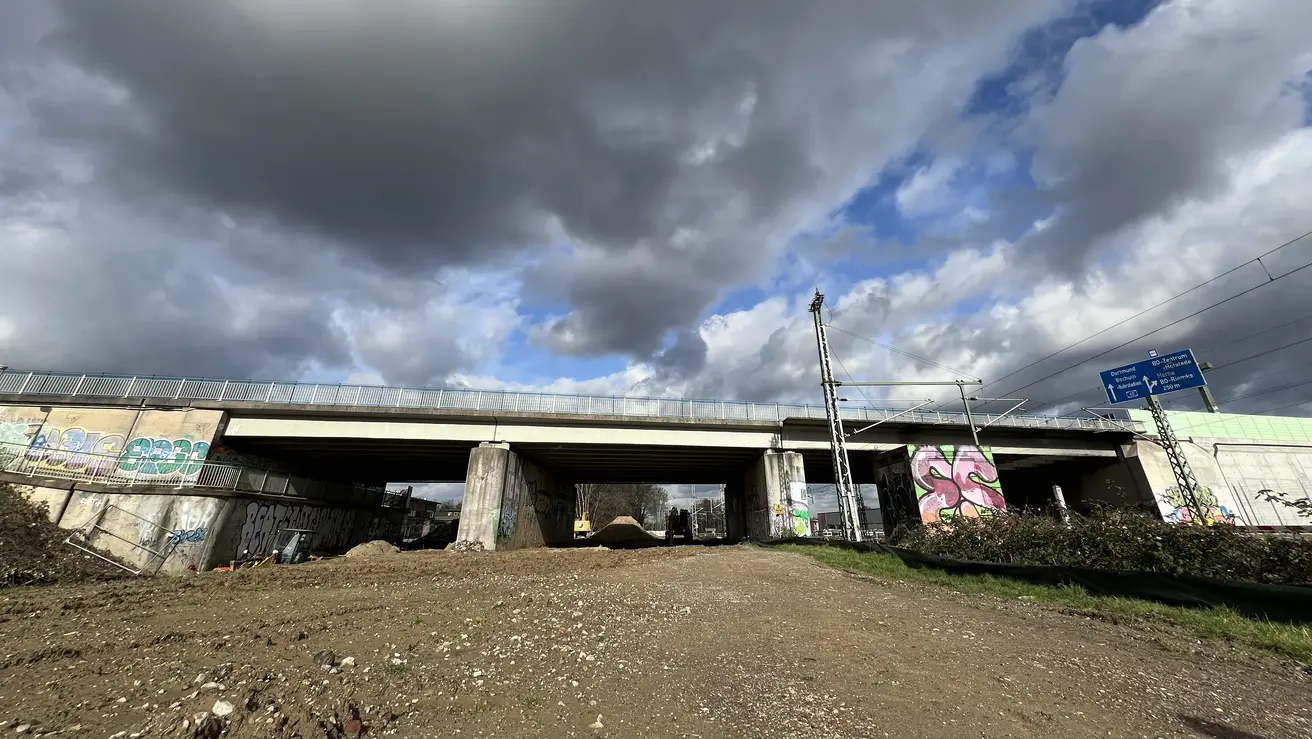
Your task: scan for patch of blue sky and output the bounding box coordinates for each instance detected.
[965,0,1162,119]
[494,331,628,387]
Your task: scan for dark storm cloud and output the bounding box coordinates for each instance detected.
[43,0,1063,358]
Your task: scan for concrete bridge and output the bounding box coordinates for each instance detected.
[0,368,1161,555]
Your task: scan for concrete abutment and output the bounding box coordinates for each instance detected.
[723,450,807,542]
[455,442,576,551]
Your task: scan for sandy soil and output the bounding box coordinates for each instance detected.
[0,546,1308,738]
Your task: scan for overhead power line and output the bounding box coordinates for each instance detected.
[957,229,1312,410]
[1175,377,1312,412]
[1207,335,1312,373]
[975,256,1312,407]
[825,324,979,379]
[1192,311,1312,356]
[1038,347,1310,414]
[1257,398,1312,416]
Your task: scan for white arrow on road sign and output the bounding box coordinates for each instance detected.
[1142,375,1158,393]
[1106,384,1116,401]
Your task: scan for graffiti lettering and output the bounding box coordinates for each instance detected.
[167,528,207,545]
[910,445,1006,524]
[237,501,394,558]
[22,428,210,478]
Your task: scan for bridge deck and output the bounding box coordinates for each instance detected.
[0,369,1143,434]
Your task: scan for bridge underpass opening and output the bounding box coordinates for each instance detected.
[992,452,1152,515]
[218,433,797,549]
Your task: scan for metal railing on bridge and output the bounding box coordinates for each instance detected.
[0,368,1144,434]
[0,440,385,506]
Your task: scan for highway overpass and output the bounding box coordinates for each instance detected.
[1,369,1153,550]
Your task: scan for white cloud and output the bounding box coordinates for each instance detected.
[895,157,961,217]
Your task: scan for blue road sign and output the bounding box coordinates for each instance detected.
[1099,349,1206,405]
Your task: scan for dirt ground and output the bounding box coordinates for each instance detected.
[1,546,1309,739]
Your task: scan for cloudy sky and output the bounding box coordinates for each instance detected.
[3,0,1311,493]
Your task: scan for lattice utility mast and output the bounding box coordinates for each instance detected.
[1146,394,1205,520]
[810,290,864,542]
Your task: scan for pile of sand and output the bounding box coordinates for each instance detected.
[584,516,664,549]
[344,540,401,558]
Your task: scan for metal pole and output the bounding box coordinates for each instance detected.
[958,383,981,447]
[1197,361,1220,413]
[1051,484,1071,525]
[809,290,861,542]
[1146,394,1205,522]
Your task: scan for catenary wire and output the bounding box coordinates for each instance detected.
[970,258,1312,409]
[949,229,1312,410]
[825,324,978,378]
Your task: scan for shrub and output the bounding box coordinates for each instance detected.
[892,508,1312,587]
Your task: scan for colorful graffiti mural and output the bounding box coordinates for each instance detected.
[910,445,1006,524]
[1160,486,1245,526]
[22,428,211,477]
[0,419,42,447]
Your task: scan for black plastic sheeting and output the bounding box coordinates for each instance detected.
[770,538,1312,624]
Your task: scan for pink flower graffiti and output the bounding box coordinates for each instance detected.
[910,445,1006,523]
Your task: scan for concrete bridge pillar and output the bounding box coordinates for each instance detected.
[455,442,575,551]
[727,450,807,541]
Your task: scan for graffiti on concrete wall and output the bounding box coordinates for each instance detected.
[0,406,221,479]
[496,455,573,548]
[0,419,42,447]
[0,414,45,467]
[910,445,1006,524]
[238,501,365,557]
[23,428,212,477]
[497,477,524,542]
[167,527,207,545]
[1160,485,1245,526]
[874,454,917,533]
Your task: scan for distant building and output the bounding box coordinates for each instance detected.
[402,495,460,540]
[813,508,881,533]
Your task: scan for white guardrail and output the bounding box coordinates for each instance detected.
[0,440,384,505]
[0,368,1144,433]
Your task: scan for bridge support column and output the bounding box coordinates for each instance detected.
[874,444,1007,534]
[736,450,807,541]
[455,442,575,551]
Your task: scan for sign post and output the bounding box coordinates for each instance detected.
[1098,350,1208,522]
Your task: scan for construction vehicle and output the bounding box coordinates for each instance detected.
[272,528,316,564]
[573,515,592,540]
[664,507,693,545]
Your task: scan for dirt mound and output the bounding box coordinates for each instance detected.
[584,516,664,549]
[0,482,130,587]
[344,540,400,558]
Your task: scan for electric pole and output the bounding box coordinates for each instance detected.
[1197,361,1221,413]
[1146,394,1205,521]
[810,290,863,542]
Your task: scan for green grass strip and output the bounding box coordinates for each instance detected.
[777,544,1312,665]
